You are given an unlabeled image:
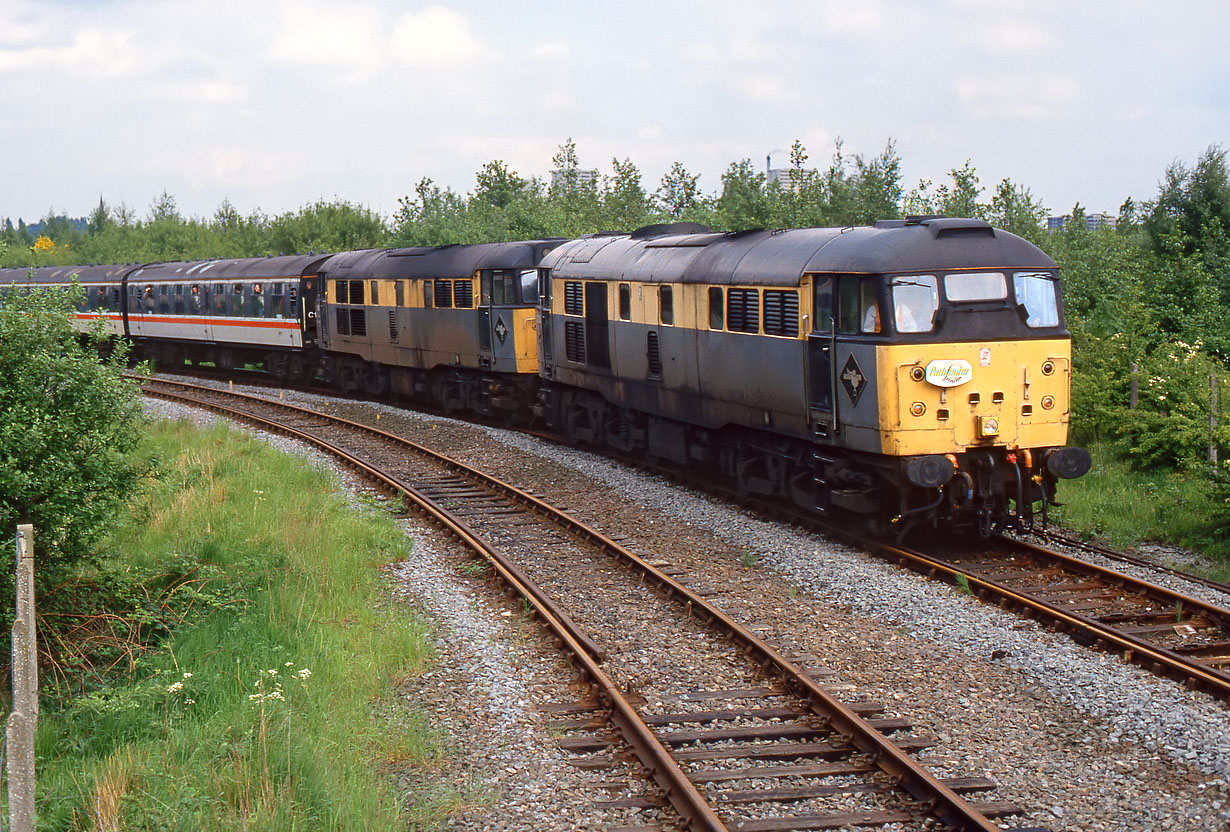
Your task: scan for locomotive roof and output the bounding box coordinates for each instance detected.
[130,253,333,282]
[318,239,565,280]
[539,219,1057,286]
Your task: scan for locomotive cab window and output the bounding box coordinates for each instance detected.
[945,272,1006,302]
[1013,271,1059,327]
[520,270,539,304]
[890,275,938,333]
[838,277,881,334]
[813,276,833,333]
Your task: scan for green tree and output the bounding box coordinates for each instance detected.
[602,157,653,231]
[1145,145,1230,268]
[392,178,467,245]
[656,162,708,222]
[0,283,146,607]
[266,200,388,255]
[549,138,602,235]
[716,159,770,230]
[986,178,1045,243]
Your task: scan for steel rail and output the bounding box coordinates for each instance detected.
[140,376,1009,832]
[1024,528,1230,596]
[140,380,726,830]
[867,537,1230,701]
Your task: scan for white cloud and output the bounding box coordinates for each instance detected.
[975,21,1057,54]
[390,6,480,67]
[814,1,888,35]
[956,75,1077,119]
[268,3,385,72]
[0,27,139,77]
[734,75,792,103]
[531,42,570,59]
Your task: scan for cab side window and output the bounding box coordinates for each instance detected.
[813,277,833,333]
[838,277,881,335]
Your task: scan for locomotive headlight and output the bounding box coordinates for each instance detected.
[1041,395,1055,410]
[909,401,926,417]
[977,415,1000,438]
[910,366,925,382]
[1041,360,1055,376]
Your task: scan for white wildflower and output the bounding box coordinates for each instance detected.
[182,672,192,679]
[167,682,184,694]
[297,668,311,680]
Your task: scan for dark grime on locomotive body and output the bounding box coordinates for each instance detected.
[1,217,1091,537]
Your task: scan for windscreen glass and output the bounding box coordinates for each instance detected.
[890,275,938,333]
[1013,271,1059,327]
[944,271,1007,301]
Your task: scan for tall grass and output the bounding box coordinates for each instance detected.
[1052,441,1230,576]
[31,419,440,830]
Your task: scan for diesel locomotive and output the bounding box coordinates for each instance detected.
[0,217,1090,536]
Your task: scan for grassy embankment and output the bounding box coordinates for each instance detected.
[1051,441,1230,580]
[28,418,466,830]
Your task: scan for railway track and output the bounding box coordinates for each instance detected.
[142,369,1230,705]
[138,375,1034,832]
[877,534,1230,702]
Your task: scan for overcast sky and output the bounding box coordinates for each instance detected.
[1,0,1227,226]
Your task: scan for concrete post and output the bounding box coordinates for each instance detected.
[8,524,36,831]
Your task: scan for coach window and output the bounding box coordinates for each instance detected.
[173,284,185,314]
[252,283,266,317]
[271,283,285,317]
[659,286,674,326]
[890,275,938,333]
[708,287,723,330]
[232,284,245,316]
[143,286,155,312]
[190,284,203,312]
[619,283,631,321]
[213,284,226,314]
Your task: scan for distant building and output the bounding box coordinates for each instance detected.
[1047,212,1117,232]
[551,169,600,189]
[767,168,813,191]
